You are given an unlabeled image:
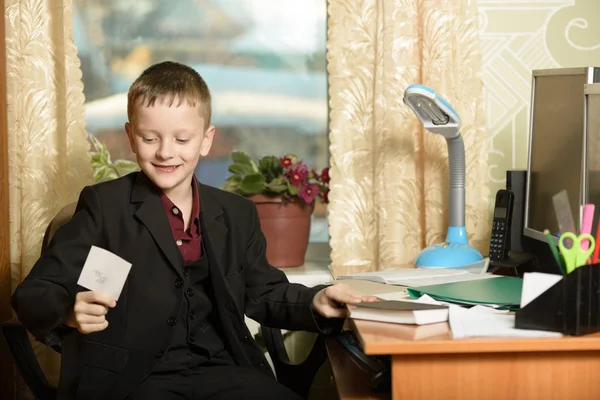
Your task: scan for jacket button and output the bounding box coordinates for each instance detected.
[183,268,189,277]
[154,350,164,359]
[189,312,196,320]
[174,279,183,288]
[186,288,195,297]
[167,317,177,326]
[225,303,235,312]
[189,334,196,342]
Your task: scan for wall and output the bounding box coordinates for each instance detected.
[479,0,600,199]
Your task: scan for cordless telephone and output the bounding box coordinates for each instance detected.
[489,189,514,261]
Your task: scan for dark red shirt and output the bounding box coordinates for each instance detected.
[159,180,202,264]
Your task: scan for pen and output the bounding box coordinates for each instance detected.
[544,229,565,274]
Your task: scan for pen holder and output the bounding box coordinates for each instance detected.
[515,263,600,336]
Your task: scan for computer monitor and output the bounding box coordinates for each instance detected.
[586,83,600,211]
[524,67,600,243]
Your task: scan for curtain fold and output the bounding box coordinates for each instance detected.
[6,0,93,394]
[327,0,490,276]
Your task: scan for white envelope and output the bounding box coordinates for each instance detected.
[77,245,132,301]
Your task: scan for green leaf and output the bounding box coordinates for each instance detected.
[259,156,283,181]
[93,165,118,183]
[221,181,239,192]
[249,158,259,173]
[113,159,140,176]
[286,180,300,196]
[228,163,255,176]
[222,175,242,192]
[266,177,287,193]
[239,173,266,194]
[226,175,242,184]
[231,151,253,166]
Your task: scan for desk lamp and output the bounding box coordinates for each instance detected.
[403,84,483,268]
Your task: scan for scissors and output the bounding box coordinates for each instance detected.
[558,232,596,273]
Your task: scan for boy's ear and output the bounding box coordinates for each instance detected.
[125,122,137,154]
[199,125,215,157]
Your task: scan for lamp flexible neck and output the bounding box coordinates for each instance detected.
[446,135,465,227]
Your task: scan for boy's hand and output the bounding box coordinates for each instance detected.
[312,283,378,319]
[67,291,117,334]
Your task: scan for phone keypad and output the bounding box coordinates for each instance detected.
[489,221,507,260]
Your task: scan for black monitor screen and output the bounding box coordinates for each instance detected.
[526,72,586,237]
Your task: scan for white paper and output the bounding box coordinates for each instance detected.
[336,258,494,286]
[77,246,132,301]
[449,304,563,339]
[520,272,563,308]
[390,272,500,287]
[377,291,412,301]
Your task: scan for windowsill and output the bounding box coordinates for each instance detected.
[280,261,333,287]
[279,243,333,287]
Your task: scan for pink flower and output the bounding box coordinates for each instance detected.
[321,168,330,184]
[299,184,319,203]
[280,156,293,168]
[288,163,308,187]
[320,188,329,204]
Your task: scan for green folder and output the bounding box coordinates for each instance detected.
[407,276,523,309]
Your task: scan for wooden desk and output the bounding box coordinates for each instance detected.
[329,318,600,400]
[326,337,390,400]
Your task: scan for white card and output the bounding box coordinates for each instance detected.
[77,245,132,301]
[520,272,563,308]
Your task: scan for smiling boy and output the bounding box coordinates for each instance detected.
[12,61,374,400]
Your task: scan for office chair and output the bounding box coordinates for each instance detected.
[1,202,326,400]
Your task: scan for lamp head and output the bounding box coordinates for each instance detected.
[403,84,461,139]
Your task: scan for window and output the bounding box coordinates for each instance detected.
[74,0,329,243]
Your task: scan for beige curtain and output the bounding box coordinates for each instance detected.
[6,0,93,394]
[327,0,490,276]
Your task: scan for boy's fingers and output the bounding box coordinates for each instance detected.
[78,315,106,324]
[327,284,365,304]
[79,320,109,335]
[89,291,117,308]
[76,303,108,317]
[79,290,117,308]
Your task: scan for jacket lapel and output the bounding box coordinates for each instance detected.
[130,172,183,276]
[198,182,249,357]
[198,181,227,272]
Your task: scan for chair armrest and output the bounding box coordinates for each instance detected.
[260,325,326,399]
[1,319,57,399]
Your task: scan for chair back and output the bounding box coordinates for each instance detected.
[41,202,77,251]
[0,202,76,400]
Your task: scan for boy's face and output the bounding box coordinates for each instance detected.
[125,100,214,199]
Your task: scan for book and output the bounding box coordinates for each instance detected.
[337,258,495,287]
[349,300,449,325]
[353,318,449,340]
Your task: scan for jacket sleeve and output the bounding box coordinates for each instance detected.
[242,203,344,334]
[11,186,104,344]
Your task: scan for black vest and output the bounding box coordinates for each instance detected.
[152,250,234,372]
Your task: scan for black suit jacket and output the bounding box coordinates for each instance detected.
[12,172,332,399]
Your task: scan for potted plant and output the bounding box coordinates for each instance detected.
[89,135,140,182]
[222,151,329,268]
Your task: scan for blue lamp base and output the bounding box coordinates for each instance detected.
[414,226,484,268]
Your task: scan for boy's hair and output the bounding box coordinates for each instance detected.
[127,61,212,127]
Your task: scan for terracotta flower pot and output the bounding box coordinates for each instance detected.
[250,194,314,268]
